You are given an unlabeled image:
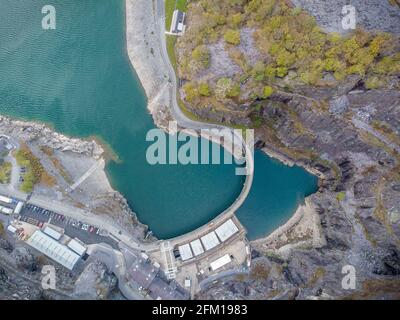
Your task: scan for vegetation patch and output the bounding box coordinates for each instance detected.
[15,144,55,193]
[40,146,73,184]
[0,221,4,237]
[176,0,400,115]
[0,161,12,184]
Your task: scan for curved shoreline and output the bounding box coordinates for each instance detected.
[125,0,323,247]
[125,0,255,242]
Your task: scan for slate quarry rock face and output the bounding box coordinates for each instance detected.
[291,0,400,34]
[198,78,400,299]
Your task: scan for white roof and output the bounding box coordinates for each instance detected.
[178,243,193,261]
[0,206,13,215]
[215,219,239,242]
[201,231,220,251]
[190,239,204,256]
[43,226,62,240]
[67,238,87,256]
[14,202,24,214]
[210,254,231,271]
[0,195,12,204]
[27,231,80,270]
[7,225,17,233]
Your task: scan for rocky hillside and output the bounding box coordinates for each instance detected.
[175,0,400,299]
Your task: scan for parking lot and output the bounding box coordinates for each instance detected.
[17,203,118,249]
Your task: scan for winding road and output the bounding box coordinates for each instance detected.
[152,0,254,245]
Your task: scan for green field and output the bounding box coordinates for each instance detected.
[176,0,188,11]
[166,35,178,71]
[165,0,187,31]
[165,0,176,31]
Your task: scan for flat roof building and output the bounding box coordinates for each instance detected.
[210,254,232,271]
[190,239,204,256]
[170,10,186,34]
[43,226,62,241]
[7,225,17,234]
[67,238,87,256]
[178,243,193,261]
[215,219,239,242]
[27,231,80,270]
[0,195,12,204]
[14,201,24,215]
[201,231,220,251]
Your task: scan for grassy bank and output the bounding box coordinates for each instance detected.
[0,161,11,184]
[165,0,176,31]
[176,0,188,11]
[166,35,178,71]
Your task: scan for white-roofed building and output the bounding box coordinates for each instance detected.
[215,219,239,242]
[14,201,24,215]
[27,231,80,270]
[67,238,87,256]
[7,225,17,234]
[0,206,13,215]
[190,239,204,256]
[201,231,220,251]
[43,226,62,240]
[210,254,232,271]
[178,243,193,261]
[0,195,12,204]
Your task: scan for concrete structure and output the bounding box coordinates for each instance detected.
[0,205,13,215]
[0,195,12,204]
[201,231,220,251]
[178,243,193,261]
[68,238,87,256]
[7,225,17,234]
[43,226,62,241]
[210,254,232,271]
[14,201,24,215]
[127,253,189,300]
[27,230,80,270]
[190,239,204,256]
[170,10,186,35]
[215,219,239,242]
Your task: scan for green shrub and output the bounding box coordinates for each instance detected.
[183,82,198,102]
[192,45,210,69]
[199,82,211,96]
[224,29,241,45]
[263,86,273,98]
[227,83,241,98]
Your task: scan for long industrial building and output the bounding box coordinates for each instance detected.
[27,230,80,270]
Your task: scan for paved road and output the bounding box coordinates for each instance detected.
[153,0,254,246]
[87,243,149,300]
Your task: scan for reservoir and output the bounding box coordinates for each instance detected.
[0,0,318,240]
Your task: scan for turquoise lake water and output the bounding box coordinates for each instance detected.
[0,0,318,240]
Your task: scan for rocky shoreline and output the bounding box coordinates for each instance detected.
[0,115,152,241]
